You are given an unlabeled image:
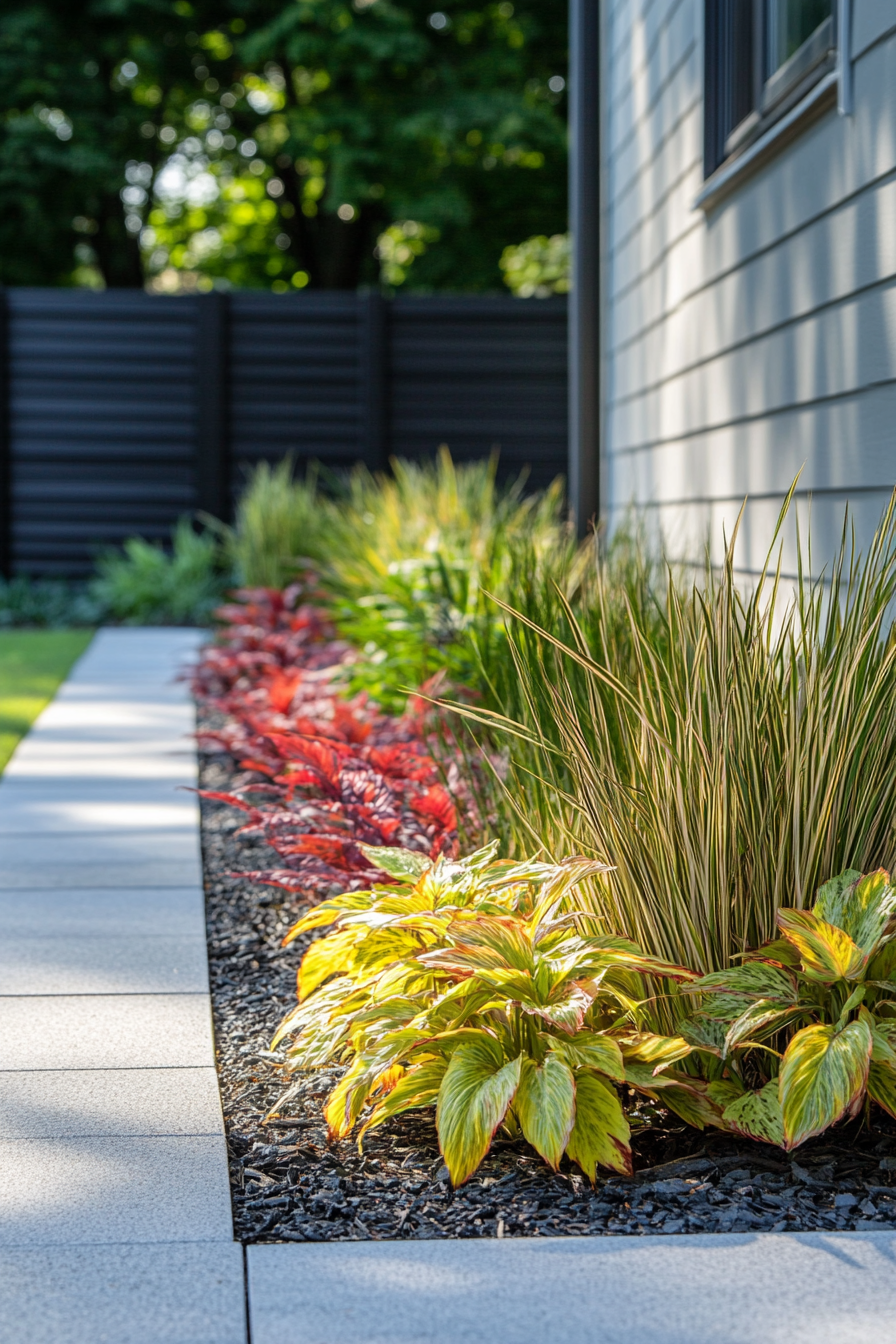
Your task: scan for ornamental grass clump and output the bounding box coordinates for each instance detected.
[463,490,896,1006]
[270,843,695,1185]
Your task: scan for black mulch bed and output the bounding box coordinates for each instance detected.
[199,741,896,1245]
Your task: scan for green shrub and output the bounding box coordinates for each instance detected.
[0,577,102,627]
[90,517,225,625]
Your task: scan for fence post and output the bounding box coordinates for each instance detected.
[195,291,230,521]
[359,289,388,470]
[0,289,10,578]
[568,0,601,537]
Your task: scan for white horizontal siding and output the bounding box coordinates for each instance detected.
[607,489,896,581]
[603,9,896,570]
[852,0,896,59]
[607,0,698,161]
[611,172,896,403]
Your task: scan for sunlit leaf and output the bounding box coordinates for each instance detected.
[358,1056,448,1140]
[779,1018,872,1149]
[359,843,433,879]
[565,1072,631,1180]
[813,869,896,955]
[436,1041,522,1185]
[514,1052,576,1169]
[776,909,867,983]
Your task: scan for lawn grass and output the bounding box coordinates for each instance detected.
[0,630,94,772]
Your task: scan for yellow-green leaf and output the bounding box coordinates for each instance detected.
[776,909,867,982]
[553,1032,626,1080]
[867,1059,896,1120]
[359,844,432,880]
[324,1056,376,1139]
[779,1018,872,1149]
[707,1079,744,1109]
[298,929,358,1000]
[814,869,896,955]
[722,1080,785,1146]
[723,999,805,1057]
[514,1052,576,1169]
[565,1072,631,1180]
[358,1056,448,1140]
[615,1033,691,1070]
[435,1040,522,1185]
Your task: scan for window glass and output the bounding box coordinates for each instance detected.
[766,0,833,73]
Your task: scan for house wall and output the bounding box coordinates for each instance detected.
[603,0,896,576]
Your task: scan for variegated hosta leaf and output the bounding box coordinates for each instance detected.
[683,961,798,1001]
[867,1059,896,1120]
[723,999,806,1057]
[435,1040,522,1185]
[514,1053,576,1169]
[615,1032,692,1070]
[520,985,592,1035]
[680,1016,728,1056]
[813,869,896,956]
[357,1056,449,1140]
[811,869,863,931]
[324,1056,377,1139]
[624,1063,727,1130]
[358,843,433,879]
[779,1018,873,1150]
[743,938,801,968]
[706,1079,744,1109]
[282,890,376,945]
[298,929,359,1000]
[865,940,896,985]
[553,1032,625,1080]
[565,1072,632,1180]
[776,909,867,983]
[722,1080,785,1147]
[870,1016,896,1069]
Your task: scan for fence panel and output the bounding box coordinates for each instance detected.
[0,289,568,576]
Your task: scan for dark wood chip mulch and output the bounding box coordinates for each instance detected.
[199,742,896,1245]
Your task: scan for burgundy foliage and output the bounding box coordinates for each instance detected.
[192,585,459,897]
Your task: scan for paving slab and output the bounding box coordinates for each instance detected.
[3,753,198,781]
[0,1136,233,1246]
[0,994,214,1070]
[0,886,204,937]
[0,1067,223,1138]
[0,829,201,886]
[248,1232,896,1344]
[0,934,209,994]
[0,1242,245,1344]
[0,793,198,833]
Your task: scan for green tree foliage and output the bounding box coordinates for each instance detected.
[0,0,567,290]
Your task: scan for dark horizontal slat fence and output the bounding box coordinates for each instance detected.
[0,288,568,576]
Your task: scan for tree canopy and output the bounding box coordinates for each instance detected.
[0,0,567,290]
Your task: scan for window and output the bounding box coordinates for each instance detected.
[704,0,837,176]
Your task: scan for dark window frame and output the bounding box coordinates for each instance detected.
[704,0,837,177]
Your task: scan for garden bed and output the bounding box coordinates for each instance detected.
[201,741,896,1245]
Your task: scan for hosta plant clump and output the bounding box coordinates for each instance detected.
[674,868,896,1150]
[270,844,695,1185]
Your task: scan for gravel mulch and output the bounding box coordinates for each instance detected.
[200,741,896,1245]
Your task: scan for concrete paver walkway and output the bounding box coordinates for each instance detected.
[3,628,896,1343]
[0,630,244,1343]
